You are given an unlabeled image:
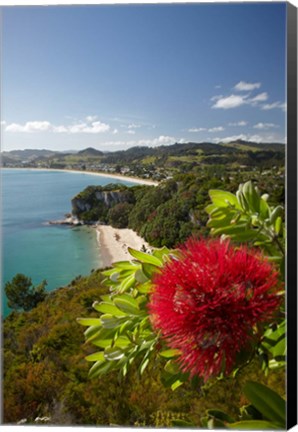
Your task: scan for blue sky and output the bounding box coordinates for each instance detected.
[1,3,287,152]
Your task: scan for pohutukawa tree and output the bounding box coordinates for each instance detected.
[78,181,286,429]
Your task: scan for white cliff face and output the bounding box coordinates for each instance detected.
[71,187,135,223]
[94,191,127,207]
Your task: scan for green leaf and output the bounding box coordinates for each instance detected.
[87,326,116,344]
[139,357,150,375]
[128,247,162,266]
[101,268,116,277]
[92,301,124,316]
[228,420,280,429]
[84,324,102,342]
[88,358,115,378]
[114,295,141,315]
[259,198,270,219]
[242,181,260,213]
[171,379,184,391]
[100,314,127,329]
[152,246,172,262]
[268,359,286,370]
[269,206,284,225]
[211,223,249,235]
[136,281,152,294]
[160,369,188,389]
[113,261,139,270]
[262,321,286,358]
[171,419,195,427]
[243,381,286,426]
[110,272,120,282]
[91,338,113,348]
[236,189,250,212]
[135,268,148,284]
[274,216,282,235]
[207,214,235,229]
[271,337,286,358]
[209,189,241,209]
[119,274,136,293]
[142,263,159,279]
[85,351,105,362]
[77,317,102,327]
[104,346,125,361]
[159,349,181,359]
[205,203,218,214]
[164,359,181,375]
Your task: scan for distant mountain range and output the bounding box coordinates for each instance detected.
[2,141,285,179]
[1,140,285,163]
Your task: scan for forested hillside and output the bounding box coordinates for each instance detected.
[71,166,284,247]
[3,270,285,426]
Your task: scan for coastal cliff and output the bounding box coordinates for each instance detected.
[71,184,137,225]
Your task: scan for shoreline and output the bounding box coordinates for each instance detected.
[1,167,158,186]
[96,224,151,268]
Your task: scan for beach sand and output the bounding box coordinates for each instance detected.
[96,224,151,268]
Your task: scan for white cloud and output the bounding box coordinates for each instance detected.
[138,135,178,147]
[261,101,287,111]
[253,122,279,130]
[212,94,248,109]
[234,81,261,91]
[228,121,248,126]
[212,91,270,110]
[112,129,118,134]
[86,121,110,133]
[5,118,110,134]
[250,92,268,103]
[188,126,224,133]
[208,126,224,133]
[1,120,6,126]
[5,121,52,133]
[53,125,68,133]
[213,134,262,143]
[98,135,180,150]
[127,130,136,135]
[188,127,207,132]
[213,132,285,144]
[213,134,246,143]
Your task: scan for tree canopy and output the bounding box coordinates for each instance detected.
[5,274,48,311]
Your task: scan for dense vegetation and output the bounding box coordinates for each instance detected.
[3,270,285,426]
[5,274,48,312]
[72,166,284,248]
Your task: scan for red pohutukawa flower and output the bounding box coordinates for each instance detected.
[149,238,282,381]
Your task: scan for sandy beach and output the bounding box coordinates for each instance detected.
[96,224,151,268]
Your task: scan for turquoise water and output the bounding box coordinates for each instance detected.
[1,169,136,317]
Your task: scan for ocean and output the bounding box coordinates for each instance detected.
[1,169,136,317]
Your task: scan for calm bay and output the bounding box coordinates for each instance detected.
[1,169,136,317]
